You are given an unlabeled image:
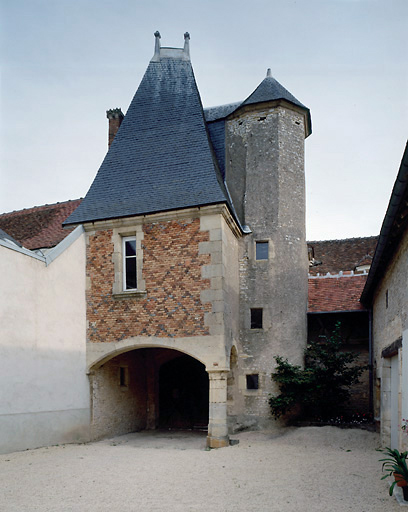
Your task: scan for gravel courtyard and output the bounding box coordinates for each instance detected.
[0,426,402,511]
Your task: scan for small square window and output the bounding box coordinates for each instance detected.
[250,308,263,329]
[246,374,259,390]
[256,241,269,260]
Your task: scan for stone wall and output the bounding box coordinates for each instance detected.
[225,104,308,430]
[372,230,408,449]
[90,350,147,439]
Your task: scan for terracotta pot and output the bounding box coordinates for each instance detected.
[394,472,408,487]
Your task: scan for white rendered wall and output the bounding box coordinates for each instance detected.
[0,231,90,453]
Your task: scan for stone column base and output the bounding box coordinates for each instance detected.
[206,435,229,448]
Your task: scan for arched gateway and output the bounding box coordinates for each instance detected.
[87,340,230,448]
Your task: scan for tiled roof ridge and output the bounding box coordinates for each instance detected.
[307,235,378,244]
[1,198,83,217]
[308,271,368,279]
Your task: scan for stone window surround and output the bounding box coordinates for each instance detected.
[246,306,271,331]
[112,224,146,299]
[251,237,272,262]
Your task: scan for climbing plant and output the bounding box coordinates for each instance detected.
[269,322,367,421]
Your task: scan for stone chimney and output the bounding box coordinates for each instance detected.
[106,108,124,148]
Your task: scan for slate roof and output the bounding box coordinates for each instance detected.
[241,72,307,110]
[64,53,229,226]
[307,236,378,276]
[240,71,312,136]
[0,199,82,250]
[204,102,241,122]
[308,274,367,313]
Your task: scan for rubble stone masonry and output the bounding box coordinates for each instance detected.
[86,218,212,342]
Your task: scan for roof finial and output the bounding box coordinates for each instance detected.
[266,68,272,78]
[183,32,190,59]
[152,31,161,62]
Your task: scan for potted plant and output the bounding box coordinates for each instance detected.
[379,447,408,501]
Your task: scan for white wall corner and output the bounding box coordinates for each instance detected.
[45,225,85,266]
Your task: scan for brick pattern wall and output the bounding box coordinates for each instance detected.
[87,218,211,342]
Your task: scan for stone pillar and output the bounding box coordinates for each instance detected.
[207,370,229,448]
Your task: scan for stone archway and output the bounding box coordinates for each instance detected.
[89,347,210,440]
[87,339,230,447]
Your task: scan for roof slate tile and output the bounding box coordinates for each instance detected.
[64,57,228,226]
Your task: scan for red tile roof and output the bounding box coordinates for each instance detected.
[0,199,82,250]
[308,274,367,313]
[307,237,378,276]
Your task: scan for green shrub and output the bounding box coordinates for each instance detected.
[269,322,367,420]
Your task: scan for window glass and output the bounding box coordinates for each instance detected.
[125,258,137,289]
[125,239,136,257]
[256,241,268,260]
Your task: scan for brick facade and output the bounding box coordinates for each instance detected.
[86,218,212,342]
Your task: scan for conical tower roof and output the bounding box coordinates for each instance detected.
[242,69,306,108]
[65,33,229,226]
[240,69,312,136]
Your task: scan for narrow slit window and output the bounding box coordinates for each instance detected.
[119,367,128,387]
[123,237,137,290]
[246,374,259,390]
[250,308,263,329]
[256,241,269,260]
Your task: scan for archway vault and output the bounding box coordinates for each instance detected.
[86,335,229,374]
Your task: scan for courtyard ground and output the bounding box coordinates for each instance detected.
[0,426,403,511]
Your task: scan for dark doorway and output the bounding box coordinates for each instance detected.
[159,354,209,430]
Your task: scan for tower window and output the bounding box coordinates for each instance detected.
[246,374,259,390]
[256,241,269,260]
[250,308,263,329]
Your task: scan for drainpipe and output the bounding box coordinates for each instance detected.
[368,308,374,416]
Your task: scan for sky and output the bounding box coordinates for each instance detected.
[1,0,407,240]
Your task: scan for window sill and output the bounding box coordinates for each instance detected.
[243,389,262,396]
[112,290,147,300]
